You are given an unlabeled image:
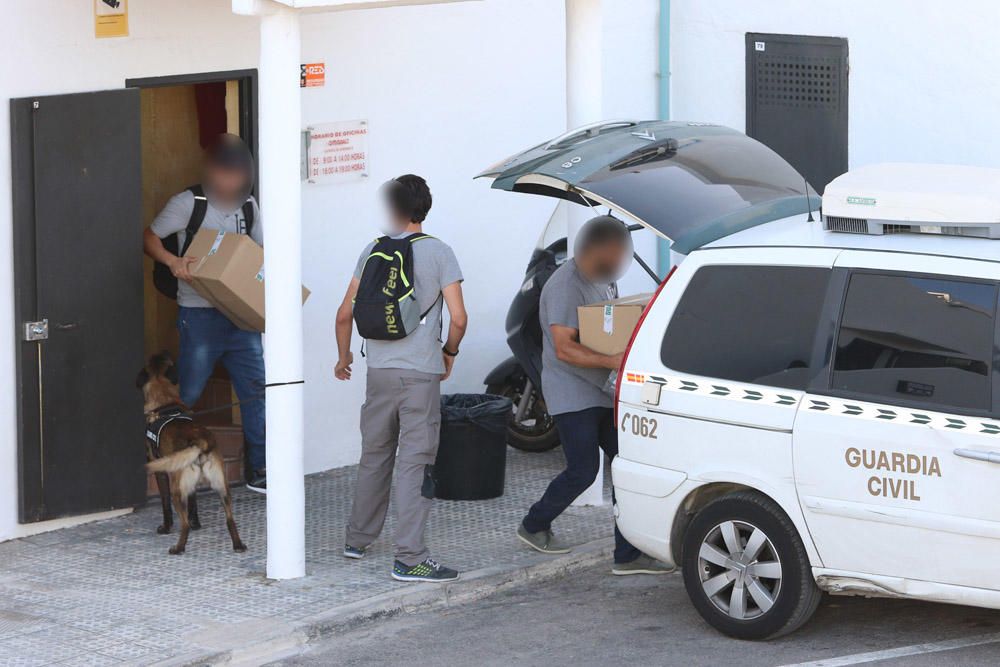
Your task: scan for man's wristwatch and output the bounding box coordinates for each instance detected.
[442,346,459,357]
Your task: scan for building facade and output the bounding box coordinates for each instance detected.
[3,0,997,562]
[0,0,657,540]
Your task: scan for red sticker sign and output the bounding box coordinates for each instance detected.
[300,63,325,88]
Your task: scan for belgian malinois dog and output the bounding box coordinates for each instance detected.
[137,352,246,555]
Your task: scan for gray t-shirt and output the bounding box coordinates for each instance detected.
[149,189,263,309]
[353,234,463,375]
[540,259,617,415]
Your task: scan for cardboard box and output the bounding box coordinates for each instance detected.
[578,293,652,355]
[187,229,309,332]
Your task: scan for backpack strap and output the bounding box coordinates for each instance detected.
[409,233,441,319]
[241,197,255,237]
[180,185,209,256]
[420,292,443,321]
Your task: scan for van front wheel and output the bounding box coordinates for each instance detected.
[681,491,821,640]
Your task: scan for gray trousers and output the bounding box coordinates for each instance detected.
[346,367,441,566]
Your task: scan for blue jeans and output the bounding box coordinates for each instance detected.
[522,407,641,564]
[177,307,266,471]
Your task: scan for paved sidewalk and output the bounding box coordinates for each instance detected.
[0,449,613,667]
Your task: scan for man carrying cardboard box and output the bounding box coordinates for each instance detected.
[143,134,268,494]
[516,216,671,576]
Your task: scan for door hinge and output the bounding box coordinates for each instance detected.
[23,319,48,341]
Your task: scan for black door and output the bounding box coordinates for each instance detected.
[11,89,146,522]
[746,33,849,194]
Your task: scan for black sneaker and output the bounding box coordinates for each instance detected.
[391,558,459,583]
[246,469,267,494]
[344,544,367,560]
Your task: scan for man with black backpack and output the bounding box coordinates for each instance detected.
[143,134,268,494]
[334,174,467,583]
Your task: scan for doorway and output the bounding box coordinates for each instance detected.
[10,70,257,523]
[128,70,258,497]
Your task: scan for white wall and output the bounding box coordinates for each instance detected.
[0,0,260,541]
[564,0,661,298]
[670,0,1000,169]
[299,0,568,472]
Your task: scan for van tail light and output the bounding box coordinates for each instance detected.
[615,265,677,423]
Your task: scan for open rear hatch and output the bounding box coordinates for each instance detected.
[477,121,817,254]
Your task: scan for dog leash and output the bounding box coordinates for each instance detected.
[145,379,305,420]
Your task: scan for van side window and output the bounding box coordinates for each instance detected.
[660,265,830,390]
[832,273,997,411]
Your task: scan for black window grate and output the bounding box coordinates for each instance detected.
[754,55,843,110]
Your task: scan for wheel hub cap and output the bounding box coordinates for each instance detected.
[697,520,782,620]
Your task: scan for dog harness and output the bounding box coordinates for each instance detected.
[145,404,193,456]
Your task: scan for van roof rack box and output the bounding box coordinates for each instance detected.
[823,163,1000,238]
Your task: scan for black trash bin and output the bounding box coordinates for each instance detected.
[435,394,512,500]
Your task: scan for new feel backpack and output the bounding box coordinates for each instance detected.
[152,185,256,299]
[353,233,440,341]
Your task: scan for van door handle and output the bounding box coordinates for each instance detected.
[954,448,1000,464]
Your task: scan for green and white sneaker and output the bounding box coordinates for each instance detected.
[391,558,459,583]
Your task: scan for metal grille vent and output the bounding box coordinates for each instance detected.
[824,216,869,234]
[755,55,841,110]
[881,224,909,235]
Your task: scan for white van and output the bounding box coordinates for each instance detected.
[614,163,1000,639]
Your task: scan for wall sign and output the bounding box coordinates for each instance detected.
[306,120,369,184]
[300,63,326,88]
[94,0,128,38]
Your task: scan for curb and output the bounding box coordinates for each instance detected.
[144,537,614,667]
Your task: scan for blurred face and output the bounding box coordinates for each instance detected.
[379,188,412,235]
[579,240,628,283]
[204,163,249,203]
[385,206,410,233]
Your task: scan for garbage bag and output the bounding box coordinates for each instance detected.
[437,393,510,500]
[440,393,512,434]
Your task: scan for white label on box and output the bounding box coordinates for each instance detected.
[255,263,265,282]
[603,304,614,334]
[208,231,226,256]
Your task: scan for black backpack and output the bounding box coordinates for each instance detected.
[152,185,256,299]
[353,233,439,340]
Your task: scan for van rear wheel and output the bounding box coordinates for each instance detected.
[681,491,821,640]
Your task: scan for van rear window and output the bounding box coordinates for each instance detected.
[661,265,830,390]
[832,273,997,411]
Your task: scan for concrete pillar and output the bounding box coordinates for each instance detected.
[258,5,306,580]
[565,0,660,506]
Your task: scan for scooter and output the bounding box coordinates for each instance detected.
[484,210,659,452]
[483,213,566,452]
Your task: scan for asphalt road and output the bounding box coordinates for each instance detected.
[267,565,1000,667]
